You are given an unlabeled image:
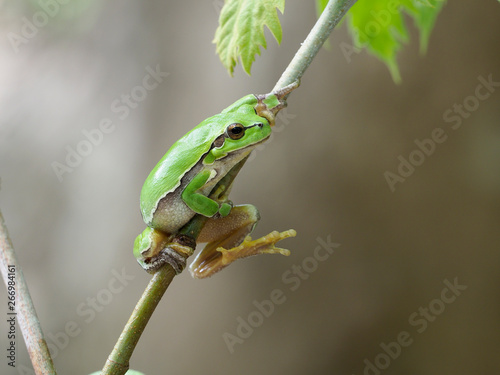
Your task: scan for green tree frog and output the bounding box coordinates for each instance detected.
[134,82,299,278]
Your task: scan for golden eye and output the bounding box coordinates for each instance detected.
[226,123,245,140]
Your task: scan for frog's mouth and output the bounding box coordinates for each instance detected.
[225,135,267,161]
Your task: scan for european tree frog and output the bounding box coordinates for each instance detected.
[134,82,299,278]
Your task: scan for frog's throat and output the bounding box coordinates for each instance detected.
[254,80,300,127]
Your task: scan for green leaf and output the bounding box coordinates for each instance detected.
[320,0,446,82]
[407,0,447,54]
[214,0,285,75]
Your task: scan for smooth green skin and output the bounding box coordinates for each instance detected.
[140,94,265,224]
[134,93,277,267]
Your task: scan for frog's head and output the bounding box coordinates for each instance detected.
[254,80,300,127]
[205,105,273,164]
[205,80,300,164]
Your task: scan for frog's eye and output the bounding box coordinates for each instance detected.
[226,123,245,140]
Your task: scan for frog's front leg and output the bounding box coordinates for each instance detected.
[182,169,232,217]
[189,205,296,278]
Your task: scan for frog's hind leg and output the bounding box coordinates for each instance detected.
[189,204,295,278]
[134,227,196,274]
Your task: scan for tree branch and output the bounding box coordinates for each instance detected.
[274,0,357,91]
[0,210,57,375]
[101,265,177,375]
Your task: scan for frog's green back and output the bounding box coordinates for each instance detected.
[140,95,258,224]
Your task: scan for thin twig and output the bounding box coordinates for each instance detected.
[101,265,177,374]
[0,211,57,375]
[274,0,357,91]
[101,1,356,373]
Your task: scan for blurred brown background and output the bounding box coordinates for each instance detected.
[1,1,499,374]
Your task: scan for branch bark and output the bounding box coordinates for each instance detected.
[0,211,57,375]
[274,0,357,91]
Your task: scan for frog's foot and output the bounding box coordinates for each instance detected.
[219,230,296,265]
[141,234,196,274]
[189,229,296,279]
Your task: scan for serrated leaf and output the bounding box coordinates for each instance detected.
[214,0,285,75]
[325,0,446,82]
